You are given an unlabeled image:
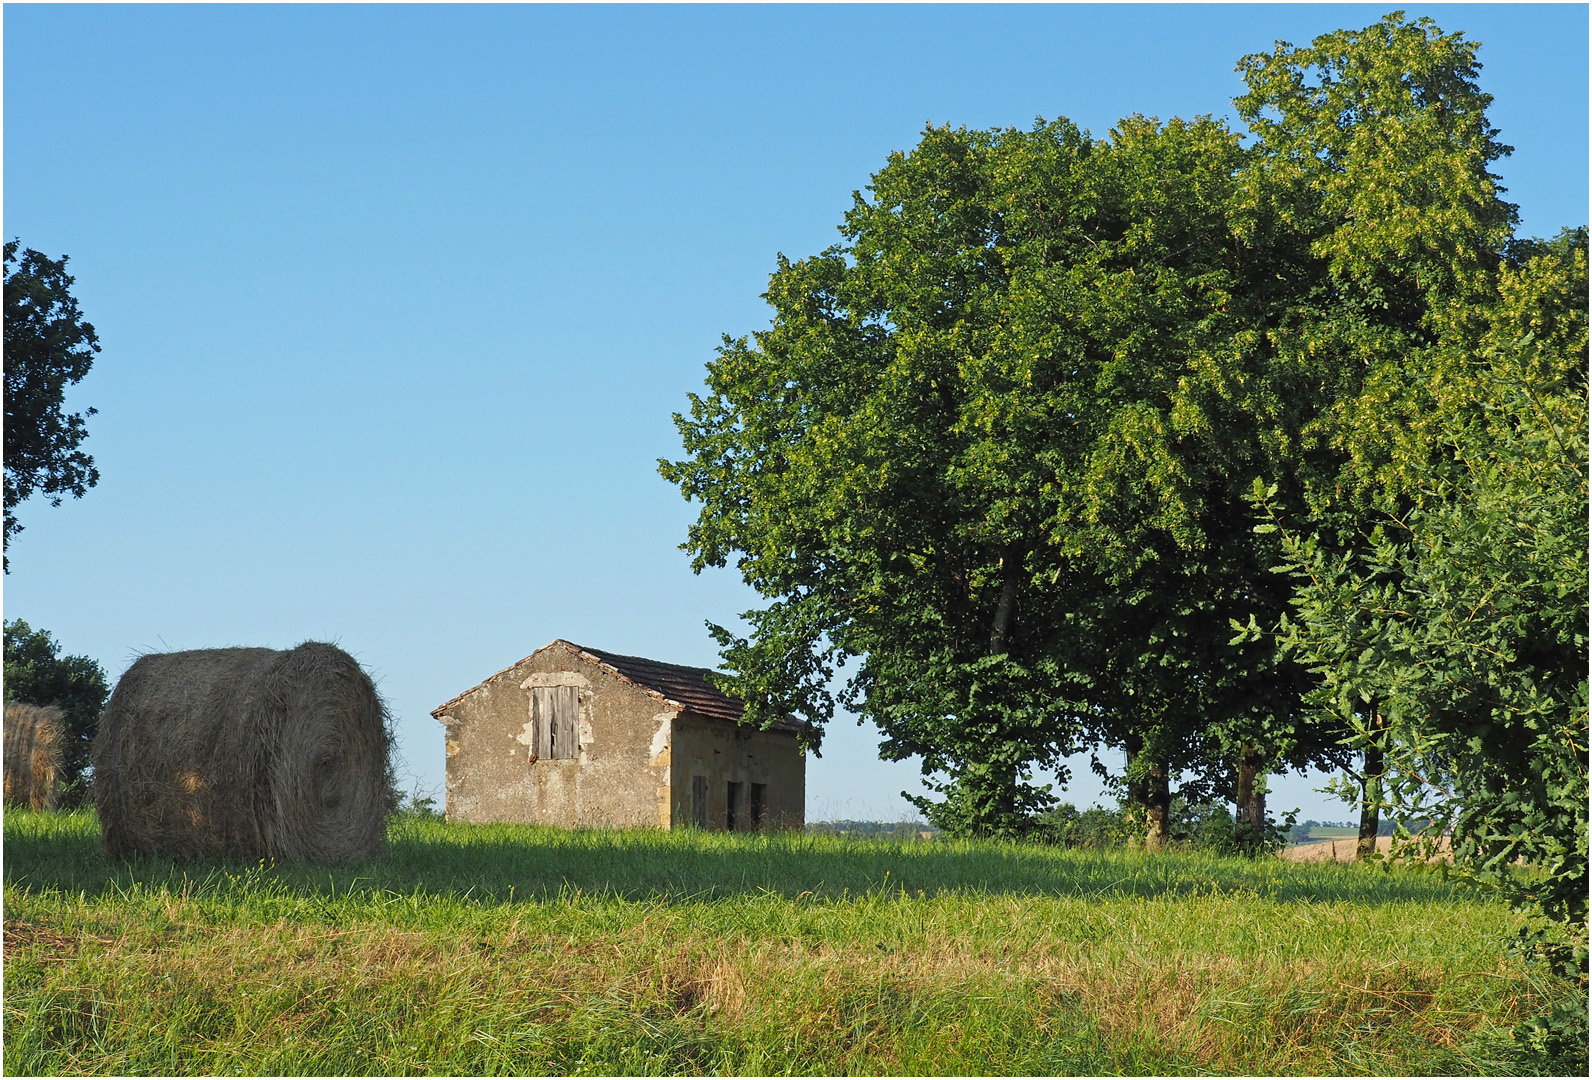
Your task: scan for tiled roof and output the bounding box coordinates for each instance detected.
[432,640,804,734]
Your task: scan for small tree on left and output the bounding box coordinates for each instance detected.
[4,239,102,572]
[4,619,110,806]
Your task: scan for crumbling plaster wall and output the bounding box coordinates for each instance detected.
[670,714,805,830]
[438,649,671,827]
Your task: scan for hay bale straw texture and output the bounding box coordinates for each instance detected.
[4,702,64,811]
[93,643,391,864]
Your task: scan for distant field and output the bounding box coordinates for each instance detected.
[1301,827,1360,840]
[2,809,1574,1076]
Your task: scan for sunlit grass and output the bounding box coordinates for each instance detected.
[3,808,1571,1075]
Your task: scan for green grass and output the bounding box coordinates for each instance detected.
[3,809,1578,1075]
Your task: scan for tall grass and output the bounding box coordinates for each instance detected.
[3,809,1573,1075]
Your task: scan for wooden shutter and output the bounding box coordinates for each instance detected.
[550,685,578,759]
[530,688,554,759]
[531,686,579,759]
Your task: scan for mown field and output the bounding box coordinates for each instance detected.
[1298,828,1360,841]
[2,809,1578,1076]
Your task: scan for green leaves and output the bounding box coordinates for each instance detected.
[1264,232,1589,972]
[663,121,1116,834]
[1235,12,1515,303]
[3,241,103,569]
[663,112,1320,836]
[663,10,1588,887]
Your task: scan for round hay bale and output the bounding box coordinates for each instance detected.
[92,642,391,864]
[4,702,64,811]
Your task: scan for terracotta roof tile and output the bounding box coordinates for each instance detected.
[432,640,804,735]
[565,641,803,733]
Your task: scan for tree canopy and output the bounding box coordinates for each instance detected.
[662,108,1334,838]
[663,13,1585,872]
[4,240,102,571]
[1245,228,1589,972]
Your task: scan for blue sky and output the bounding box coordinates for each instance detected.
[4,3,1586,822]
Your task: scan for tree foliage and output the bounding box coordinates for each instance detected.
[662,110,1341,838]
[664,8,1586,896]
[665,119,1102,834]
[1245,231,1589,972]
[4,240,102,571]
[1225,12,1588,973]
[3,619,112,806]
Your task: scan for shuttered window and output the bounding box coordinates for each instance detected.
[530,686,579,760]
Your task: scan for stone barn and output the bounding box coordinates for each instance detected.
[432,640,805,830]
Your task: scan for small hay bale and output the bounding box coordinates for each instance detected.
[4,702,64,811]
[92,642,391,864]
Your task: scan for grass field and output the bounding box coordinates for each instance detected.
[2,809,1579,1076]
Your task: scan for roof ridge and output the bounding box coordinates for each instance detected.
[432,639,803,733]
[562,641,696,713]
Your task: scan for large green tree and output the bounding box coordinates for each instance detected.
[663,111,1340,838]
[665,119,1101,835]
[663,12,1569,845]
[4,240,103,571]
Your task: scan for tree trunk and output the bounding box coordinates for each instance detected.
[1124,734,1171,850]
[1234,744,1267,851]
[988,547,1020,655]
[1357,719,1384,860]
[1143,756,1171,851]
[1124,734,1146,846]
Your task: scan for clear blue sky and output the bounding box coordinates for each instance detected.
[4,3,1586,822]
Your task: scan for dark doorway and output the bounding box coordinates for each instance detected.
[749,783,768,831]
[691,775,708,828]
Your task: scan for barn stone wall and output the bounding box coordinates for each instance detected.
[670,714,805,831]
[437,650,671,827]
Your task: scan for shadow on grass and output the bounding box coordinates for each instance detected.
[4,809,1471,909]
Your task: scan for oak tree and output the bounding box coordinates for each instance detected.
[4,241,102,571]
